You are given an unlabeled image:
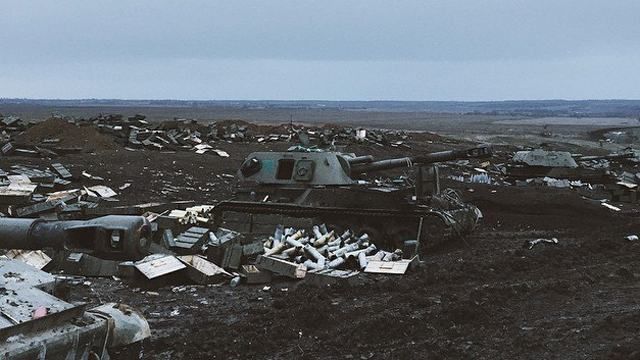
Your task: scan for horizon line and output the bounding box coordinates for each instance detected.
[2,98,640,103]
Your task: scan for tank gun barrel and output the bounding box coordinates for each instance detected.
[350,144,492,174]
[576,152,635,162]
[347,155,375,165]
[0,215,151,260]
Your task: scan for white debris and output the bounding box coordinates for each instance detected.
[87,185,118,198]
[524,237,559,249]
[542,177,571,188]
[212,149,229,157]
[601,202,621,211]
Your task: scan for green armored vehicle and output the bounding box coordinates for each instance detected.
[214,145,492,251]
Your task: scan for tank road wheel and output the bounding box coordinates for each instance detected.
[418,216,450,254]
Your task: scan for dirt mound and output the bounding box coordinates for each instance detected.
[18,118,119,151]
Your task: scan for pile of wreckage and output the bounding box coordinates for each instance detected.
[0,254,151,359]
[101,114,411,150]
[445,147,640,208]
[129,205,419,288]
[255,224,419,283]
[0,202,417,356]
[589,125,640,145]
[0,213,156,358]
[1,199,419,292]
[0,113,411,157]
[0,162,131,219]
[0,113,27,133]
[0,114,44,157]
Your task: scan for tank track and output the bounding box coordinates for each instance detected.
[213,200,455,247]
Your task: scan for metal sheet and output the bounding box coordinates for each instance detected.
[4,250,52,269]
[364,260,411,275]
[134,255,186,279]
[88,185,118,198]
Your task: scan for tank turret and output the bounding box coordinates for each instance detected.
[237,144,492,188]
[506,148,618,182]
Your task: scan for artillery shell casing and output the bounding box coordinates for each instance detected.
[358,252,368,270]
[303,259,325,270]
[327,238,342,247]
[274,224,284,241]
[288,230,303,241]
[316,245,329,256]
[313,230,335,247]
[264,242,287,256]
[286,238,304,248]
[298,236,310,244]
[327,257,346,269]
[282,246,300,258]
[357,233,370,245]
[327,245,340,253]
[312,225,323,239]
[344,249,367,259]
[334,242,360,257]
[304,244,326,266]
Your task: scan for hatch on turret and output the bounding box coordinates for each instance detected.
[237,151,355,186]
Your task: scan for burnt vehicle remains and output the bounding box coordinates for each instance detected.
[506,148,633,183]
[214,145,492,251]
[0,216,152,359]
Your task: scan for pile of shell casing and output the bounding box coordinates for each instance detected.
[263,224,403,270]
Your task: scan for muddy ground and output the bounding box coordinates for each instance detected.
[2,111,640,359]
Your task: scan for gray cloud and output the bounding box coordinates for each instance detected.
[1,0,639,100]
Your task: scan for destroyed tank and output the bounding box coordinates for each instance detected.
[213,145,492,251]
[0,215,152,359]
[506,148,621,183]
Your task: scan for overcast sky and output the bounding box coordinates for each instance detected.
[1,0,639,100]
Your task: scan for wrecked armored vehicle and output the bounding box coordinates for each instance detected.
[0,215,153,260]
[0,215,152,359]
[0,258,150,359]
[506,149,616,183]
[213,145,492,250]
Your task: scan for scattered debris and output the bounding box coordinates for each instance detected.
[134,254,187,280]
[601,202,621,211]
[178,255,233,284]
[364,257,417,274]
[2,249,52,269]
[524,237,559,250]
[0,244,150,358]
[255,255,307,279]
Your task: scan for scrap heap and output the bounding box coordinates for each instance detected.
[256,224,418,281]
[0,113,411,158]
[0,162,129,219]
